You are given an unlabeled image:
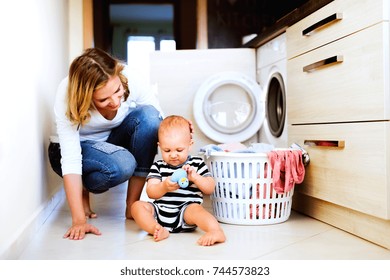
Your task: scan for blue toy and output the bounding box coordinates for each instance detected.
[171,169,189,188]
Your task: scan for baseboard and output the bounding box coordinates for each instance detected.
[0,187,65,259]
[292,191,390,250]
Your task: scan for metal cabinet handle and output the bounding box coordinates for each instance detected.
[302,13,343,36]
[303,55,343,72]
[304,140,345,148]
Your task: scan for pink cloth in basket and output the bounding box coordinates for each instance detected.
[267,150,305,194]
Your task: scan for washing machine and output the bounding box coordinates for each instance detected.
[256,33,288,148]
[193,71,265,144]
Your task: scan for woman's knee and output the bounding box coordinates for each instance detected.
[111,150,137,177]
[119,105,161,145]
[135,105,161,132]
[139,105,161,120]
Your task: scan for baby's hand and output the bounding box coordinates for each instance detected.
[165,177,181,191]
[182,165,197,181]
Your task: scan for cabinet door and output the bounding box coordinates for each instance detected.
[287,0,386,59]
[289,121,390,219]
[287,23,390,125]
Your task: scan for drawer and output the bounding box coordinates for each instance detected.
[288,121,390,219]
[287,0,387,59]
[287,23,390,125]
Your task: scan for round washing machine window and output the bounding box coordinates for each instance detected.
[266,72,286,137]
[193,72,264,143]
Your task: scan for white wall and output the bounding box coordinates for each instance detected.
[150,48,259,154]
[69,0,85,63]
[0,0,79,259]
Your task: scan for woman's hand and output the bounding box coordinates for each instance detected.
[188,119,195,139]
[63,222,101,240]
[62,174,101,240]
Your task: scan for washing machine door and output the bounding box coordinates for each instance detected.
[193,72,264,143]
[266,72,286,138]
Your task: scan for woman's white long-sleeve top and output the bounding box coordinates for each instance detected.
[53,68,163,176]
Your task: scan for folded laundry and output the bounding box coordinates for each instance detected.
[246,143,275,153]
[199,142,275,157]
[217,142,248,152]
[267,149,305,194]
[199,144,224,157]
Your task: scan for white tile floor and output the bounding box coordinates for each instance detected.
[16,182,390,260]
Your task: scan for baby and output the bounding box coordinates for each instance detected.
[131,115,225,246]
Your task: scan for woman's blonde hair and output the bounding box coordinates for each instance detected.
[66,48,129,126]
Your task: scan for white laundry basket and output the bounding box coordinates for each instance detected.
[204,151,294,225]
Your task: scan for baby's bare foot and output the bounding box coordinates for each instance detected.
[197,230,226,246]
[153,224,169,242]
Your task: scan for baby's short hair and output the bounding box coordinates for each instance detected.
[159,115,191,138]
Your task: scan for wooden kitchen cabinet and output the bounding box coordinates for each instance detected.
[288,23,390,124]
[287,0,387,59]
[289,122,390,219]
[287,0,390,248]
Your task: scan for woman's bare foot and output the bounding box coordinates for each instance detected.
[126,176,146,219]
[125,204,133,220]
[197,230,226,246]
[82,189,97,219]
[85,210,97,219]
[126,202,133,219]
[153,224,169,242]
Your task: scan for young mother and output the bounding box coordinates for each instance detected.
[48,48,163,240]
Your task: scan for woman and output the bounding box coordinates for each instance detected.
[48,48,163,240]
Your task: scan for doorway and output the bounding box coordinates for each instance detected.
[93,0,197,57]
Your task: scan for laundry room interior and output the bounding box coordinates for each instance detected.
[1,0,390,265]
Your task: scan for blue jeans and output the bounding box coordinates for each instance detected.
[48,105,161,194]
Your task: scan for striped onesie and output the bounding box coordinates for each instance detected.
[146,156,212,233]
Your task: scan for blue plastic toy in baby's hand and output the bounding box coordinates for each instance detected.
[171,169,189,188]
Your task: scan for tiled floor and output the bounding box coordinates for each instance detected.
[17,182,390,260]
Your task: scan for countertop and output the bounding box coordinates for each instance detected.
[242,0,334,48]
